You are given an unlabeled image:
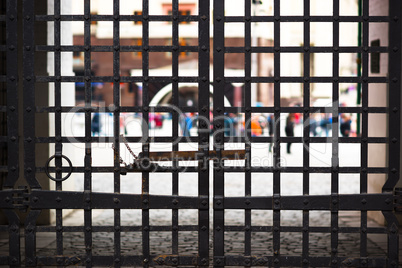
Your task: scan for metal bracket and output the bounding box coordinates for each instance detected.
[394,188,402,213]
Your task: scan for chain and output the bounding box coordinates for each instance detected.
[120,134,138,160]
[111,135,138,167]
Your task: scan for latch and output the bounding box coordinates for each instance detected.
[395,188,402,214]
[5,186,30,211]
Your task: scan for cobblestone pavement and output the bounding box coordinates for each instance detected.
[35,209,390,257]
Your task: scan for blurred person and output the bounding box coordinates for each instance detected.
[285,113,295,154]
[319,114,332,137]
[268,114,275,152]
[309,114,318,137]
[154,113,163,129]
[340,114,351,137]
[250,117,263,137]
[91,113,101,136]
[224,113,237,137]
[181,113,192,137]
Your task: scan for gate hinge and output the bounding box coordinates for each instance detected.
[11,186,29,212]
[395,188,402,214]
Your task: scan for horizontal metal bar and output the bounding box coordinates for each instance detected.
[35,225,198,232]
[222,255,387,267]
[27,190,206,209]
[35,76,199,83]
[33,106,388,115]
[35,136,201,143]
[224,225,387,234]
[225,46,388,54]
[35,14,200,22]
[137,150,246,161]
[35,106,199,113]
[34,166,388,174]
[36,45,199,53]
[221,194,394,210]
[36,255,200,267]
[33,75,389,84]
[223,76,388,84]
[224,15,389,23]
[224,106,388,114]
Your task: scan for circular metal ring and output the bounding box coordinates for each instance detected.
[45,154,73,182]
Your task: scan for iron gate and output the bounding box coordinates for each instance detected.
[0,0,401,267]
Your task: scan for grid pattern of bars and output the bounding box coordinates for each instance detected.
[213,0,400,267]
[0,0,400,267]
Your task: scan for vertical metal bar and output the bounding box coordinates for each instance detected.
[141,0,150,266]
[23,0,41,265]
[171,0,179,257]
[4,210,20,267]
[5,1,20,264]
[83,1,92,267]
[213,0,225,266]
[113,0,121,266]
[384,0,401,192]
[5,0,18,189]
[331,0,340,267]
[23,0,40,190]
[198,0,210,265]
[24,210,41,267]
[302,0,310,266]
[244,0,252,259]
[356,0,362,135]
[384,0,401,266]
[272,0,281,267]
[360,0,369,260]
[53,0,64,257]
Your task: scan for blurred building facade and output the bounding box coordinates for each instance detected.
[71,0,358,107]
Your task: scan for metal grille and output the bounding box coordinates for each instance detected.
[0,0,401,267]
